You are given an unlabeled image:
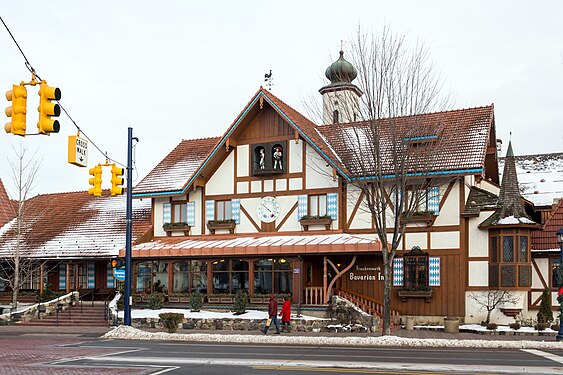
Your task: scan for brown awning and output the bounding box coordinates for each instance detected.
[122,233,381,258]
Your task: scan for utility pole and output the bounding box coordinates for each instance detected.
[124,127,138,326]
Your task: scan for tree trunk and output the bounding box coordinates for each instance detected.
[382,261,392,335]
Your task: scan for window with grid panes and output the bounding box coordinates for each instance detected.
[488,229,532,289]
[403,247,429,289]
[172,202,188,223]
[309,195,327,217]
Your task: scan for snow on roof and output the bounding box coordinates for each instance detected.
[500,152,563,207]
[0,190,152,259]
[496,215,536,225]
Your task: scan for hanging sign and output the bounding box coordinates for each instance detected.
[68,135,88,167]
[113,267,125,281]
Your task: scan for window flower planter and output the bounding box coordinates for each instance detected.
[207,220,236,234]
[400,212,435,226]
[163,222,191,236]
[250,297,265,304]
[207,296,221,303]
[220,296,234,303]
[300,216,333,231]
[179,296,191,303]
[398,289,433,303]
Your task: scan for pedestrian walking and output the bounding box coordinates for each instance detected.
[280,296,291,333]
[262,294,280,334]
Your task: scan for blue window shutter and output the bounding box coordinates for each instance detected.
[106,261,114,288]
[393,258,404,286]
[87,262,96,289]
[163,203,171,224]
[429,257,441,286]
[59,263,66,290]
[327,193,338,219]
[231,198,241,224]
[186,201,196,227]
[428,187,440,215]
[297,194,308,220]
[205,200,215,223]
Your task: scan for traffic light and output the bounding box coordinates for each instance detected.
[88,165,102,196]
[110,164,124,196]
[111,258,125,269]
[37,82,61,135]
[4,84,27,136]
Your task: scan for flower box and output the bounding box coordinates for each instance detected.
[168,296,180,303]
[207,220,236,234]
[163,223,191,236]
[250,297,264,304]
[398,289,432,303]
[220,297,234,303]
[179,297,191,303]
[400,212,435,226]
[299,217,333,231]
[207,296,220,303]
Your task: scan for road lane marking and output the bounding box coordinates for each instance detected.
[521,349,563,365]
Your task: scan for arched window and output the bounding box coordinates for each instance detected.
[333,110,339,123]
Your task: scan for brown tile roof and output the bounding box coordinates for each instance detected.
[0,190,152,259]
[463,187,499,216]
[0,179,16,228]
[132,137,220,196]
[532,199,563,251]
[316,105,495,178]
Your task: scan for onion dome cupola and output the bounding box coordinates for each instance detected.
[319,50,363,125]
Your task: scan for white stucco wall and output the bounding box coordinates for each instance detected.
[153,197,167,237]
[190,188,203,236]
[206,151,234,196]
[347,185,372,230]
[277,195,301,232]
[237,181,249,194]
[433,183,459,226]
[237,145,249,177]
[275,179,287,191]
[477,178,500,196]
[288,178,302,190]
[465,290,529,325]
[468,261,488,286]
[289,140,302,173]
[321,90,360,124]
[305,144,337,190]
[237,197,260,233]
[405,232,428,250]
[468,214,489,257]
[430,231,459,249]
[531,258,550,289]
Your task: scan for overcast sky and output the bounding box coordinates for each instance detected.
[1,1,562,197]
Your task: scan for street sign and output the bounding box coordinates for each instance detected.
[293,268,300,274]
[113,267,125,281]
[68,135,88,167]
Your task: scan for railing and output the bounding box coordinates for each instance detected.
[305,287,324,305]
[337,288,402,323]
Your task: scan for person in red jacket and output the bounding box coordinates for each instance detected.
[262,294,280,334]
[280,296,291,333]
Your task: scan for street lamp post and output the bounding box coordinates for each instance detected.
[556,227,563,342]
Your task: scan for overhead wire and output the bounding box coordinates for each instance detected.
[0,15,126,168]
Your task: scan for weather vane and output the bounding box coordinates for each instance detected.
[264,70,273,90]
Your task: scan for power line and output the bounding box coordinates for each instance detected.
[0,15,125,168]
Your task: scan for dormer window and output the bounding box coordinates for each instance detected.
[252,141,286,176]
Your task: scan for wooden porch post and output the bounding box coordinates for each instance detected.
[65,263,70,293]
[248,259,255,296]
[323,256,328,304]
[39,262,45,295]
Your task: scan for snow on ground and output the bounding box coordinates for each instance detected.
[459,324,558,334]
[103,325,563,349]
[117,308,324,321]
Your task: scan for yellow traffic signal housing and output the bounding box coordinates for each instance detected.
[111,258,125,268]
[88,165,103,196]
[4,84,27,136]
[37,82,61,135]
[110,164,125,196]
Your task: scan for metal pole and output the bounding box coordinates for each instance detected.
[124,127,134,326]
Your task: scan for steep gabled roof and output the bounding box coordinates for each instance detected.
[532,199,563,251]
[0,190,152,259]
[0,179,16,228]
[132,87,348,197]
[133,137,220,196]
[463,186,499,216]
[316,105,495,179]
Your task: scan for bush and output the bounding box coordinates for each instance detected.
[537,289,554,324]
[508,322,521,330]
[190,291,203,312]
[233,289,248,315]
[148,293,164,310]
[159,313,184,333]
[535,322,548,331]
[486,322,498,330]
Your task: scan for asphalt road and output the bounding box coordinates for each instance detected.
[45,339,563,375]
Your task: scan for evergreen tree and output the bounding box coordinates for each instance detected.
[537,289,553,324]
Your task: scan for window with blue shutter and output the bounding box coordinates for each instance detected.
[428,186,440,215]
[393,258,404,286]
[297,194,308,220]
[429,257,440,286]
[205,200,215,223]
[59,263,66,290]
[163,203,171,224]
[106,261,114,288]
[87,261,96,289]
[327,193,338,219]
[186,201,196,226]
[231,198,241,224]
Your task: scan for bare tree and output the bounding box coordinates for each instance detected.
[309,27,452,335]
[469,290,518,324]
[0,143,42,311]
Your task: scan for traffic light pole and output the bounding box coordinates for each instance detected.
[124,127,137,326]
